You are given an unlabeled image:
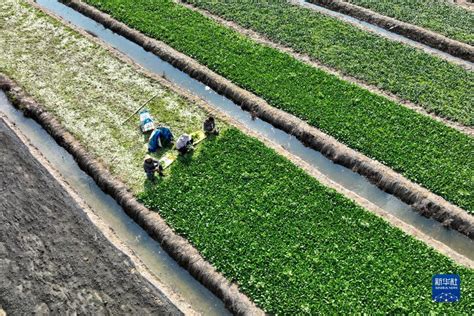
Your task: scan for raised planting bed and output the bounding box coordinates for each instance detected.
[183,0,474,125]
[72,0,473,213]
[306,0,474,61]
[140,128,474,314]
[339,0,474,46]
[3,0,474,314]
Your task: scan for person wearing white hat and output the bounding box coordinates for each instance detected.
[176,134,194,155]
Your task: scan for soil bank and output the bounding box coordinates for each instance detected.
[58,0,474,239]
[308,0,474,62]
[0,118,181,315]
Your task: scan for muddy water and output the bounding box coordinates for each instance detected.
[295,0,473,69]
[33,0,474,261]
[0,92,229,315]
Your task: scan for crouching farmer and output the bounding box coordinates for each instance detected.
[148,126,174,153]
[143,155,163,182]
[176,134,193,155]
[203,116,219,135]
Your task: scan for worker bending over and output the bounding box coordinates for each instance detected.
[143,155,163,182]
[203,116,219,135]
[176,134,193,155]
[148,126,174,153]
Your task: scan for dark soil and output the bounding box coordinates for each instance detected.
[0,118,181,315]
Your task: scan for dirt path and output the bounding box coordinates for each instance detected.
[0,117,182,315]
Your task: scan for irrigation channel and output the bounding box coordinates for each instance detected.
[19,0,474,274]
[22,0,473,261]
[26,0,474,261]
[0,92,229,315]
[295,0,474,69]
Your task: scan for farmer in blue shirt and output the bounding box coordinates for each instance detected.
[148,126,173,152]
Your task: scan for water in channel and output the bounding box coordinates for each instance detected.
[296,0,473,69]
[0,92,229,315]
[31,0,474,265]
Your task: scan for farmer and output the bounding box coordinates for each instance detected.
[143,155,163,182]
[176,133,193,155]
[203,116,219,135]
[148,126,174,153]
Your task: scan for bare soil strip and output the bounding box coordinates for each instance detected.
[178,0,473,136]
[57,0,474,239]
[0,116,184,315]
[0,75,264,315]
[308,0,474,62]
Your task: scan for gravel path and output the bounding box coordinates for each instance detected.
[0,118,182,315]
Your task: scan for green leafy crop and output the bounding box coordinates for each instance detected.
[344,0,474,45]
[84,0,474,212]
[185,0,473,125]
[4,1,474,313]
[140,128,474,314]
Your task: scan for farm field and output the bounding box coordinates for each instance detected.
[0,0,206,192]
[1,0,473,314]
[183,0,473,125]
[141,128,474,314]
[81,0,474,213]
[95,0,473,126]
[340,0,474,45]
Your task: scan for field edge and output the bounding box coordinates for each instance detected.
[59,0,474,237]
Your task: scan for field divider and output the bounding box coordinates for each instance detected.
[59,0,474,238]
[0,74,264,316]
[16,0,474,272]
[307,0,474,62]
[178,0,473,136]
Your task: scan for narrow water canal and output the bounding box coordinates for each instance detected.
[32,0,474,261]
[296,0,473,69]
[0,92,229,315]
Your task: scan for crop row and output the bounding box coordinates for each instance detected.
[340,0,474,45]
[5,0,474,313]
[185,0,473,126]
[140,128,474,314]
[82,0,474,212]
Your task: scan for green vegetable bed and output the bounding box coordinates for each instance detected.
[343,0,474,45]
[140,128,474,314]
[83,0,474,212]
[3,1,474,313]
[187,0,473,126]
